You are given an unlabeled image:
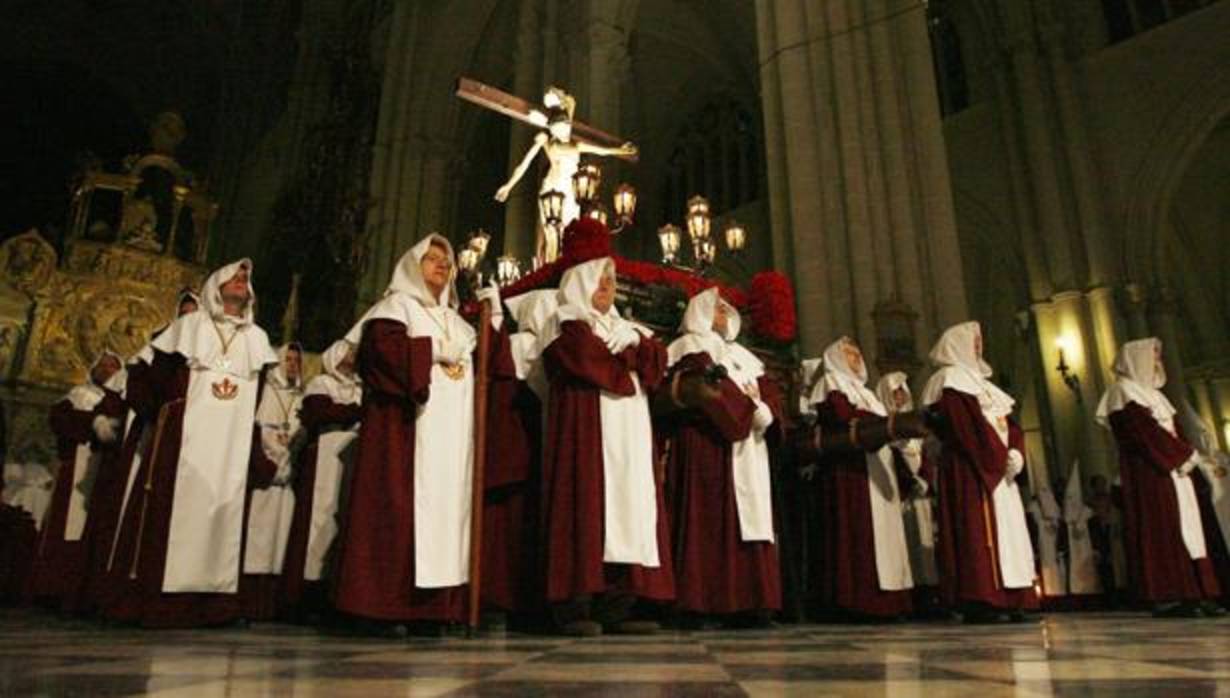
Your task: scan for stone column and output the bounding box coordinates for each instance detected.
[755,0,968,357]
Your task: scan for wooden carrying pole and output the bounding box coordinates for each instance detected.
[467,301,494,631]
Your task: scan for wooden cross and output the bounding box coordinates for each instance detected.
[455,77,638,163]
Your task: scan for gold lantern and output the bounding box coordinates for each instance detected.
[495,255,522,287]
[538,189,566,228]
[723,220,746,252]
[572,164,602,204]
[658,223,682,264]
[686,195,711,242]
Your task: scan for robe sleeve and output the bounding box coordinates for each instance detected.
[815,390,880,434]
[48,400,93,444]
[634,335,668,393]
[248,423,279,489]
[756,374,787,444]
[96,390,127,420]
[1108,402,1195,474]
[299,394,360,431]
[357,319,432,405]
[543,320,636,396]
[933,388,1009,494]
[1008,419,1028,484]
[487,326,517,380]
[122,361,159,420]
[668,352,755,443]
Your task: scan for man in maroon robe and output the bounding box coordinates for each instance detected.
[540,257,674,636]
[922,322,1037,623]
[1097,338,1221,617]
[103,261,279,628]
[663,288,783,626]
[28,351,126,610]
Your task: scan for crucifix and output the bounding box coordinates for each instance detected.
[455,78,638,262]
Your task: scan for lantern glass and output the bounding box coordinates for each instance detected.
[538,189,565,227]
[495,255,522,286]
[586,203,609,226]
[658,224,682,264]
[695,238,717,265]
[458,247,480,273]
[468,229,491,258]
[572,164,602,203]
[686,195,711,242]
[613,183,637,220]
[724,220,746,251]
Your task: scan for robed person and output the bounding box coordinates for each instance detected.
[86,290,199,615]
[876,372,939,601]
[922,321,1036,622]
[1027,482,1067,600]
[1096,337,1221,616]
[104,260,280,627]
[333,234,499,627]
[281,339,361,618]
[811,338,913,619]
[539,257,675,635]
[1,455,48,605]
[481,289,555,618]
[1063,461,1101,598]
[240,343,304,620]
[662,288,782,623]
[28,351,126,609]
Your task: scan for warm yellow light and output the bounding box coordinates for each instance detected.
[572,164,602,203]
[658,223,682,264]
[495,255,521,286]
[468,229,491,259]
[585,203,609,226]
[613,183,637,221]
[538,189,566,227]
[458,247,479,273]
[695,238,717,265]
[724,220,746,252]
[686,195,711,242]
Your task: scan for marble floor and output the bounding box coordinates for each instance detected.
[4,610,1230,696]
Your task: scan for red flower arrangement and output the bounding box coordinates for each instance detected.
[747,270,797,343]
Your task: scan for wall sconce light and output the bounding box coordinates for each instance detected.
[1055,335,1082,401]
[685,195,711,243]
[658,223,682,264]
[723,219,746,252]
[611,183,636,234]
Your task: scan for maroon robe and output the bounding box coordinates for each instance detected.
[814,391,912,618]
[102,351,276,627]
[332,319,468,622]
[280,393,362,615]
[664,352,782,615]
[1108,403,1219,603]
[27,398,101,608]
[481,330,541,613]
[540,320,675,604]
[932,389,1037,611]
[68,390,130,613]
[1192,469,1230,604]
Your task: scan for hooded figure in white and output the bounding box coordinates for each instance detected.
[922,321,1035,592]
[876,371,938,587]
[55,351,125,543]
[667,288,776,543]
[298,339,362,582]
[1027,476,1067,597]
[3,458,53,530]
[816,337,913,593]
[504,289,559,402]
[542,257,660,568]
[1178,399,1230,558]
[1096,338,1208,566]
[1064,460,1101,595]
[147,258,278,594]
[243,343,303,576]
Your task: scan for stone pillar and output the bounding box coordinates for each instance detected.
[755,0,968,357]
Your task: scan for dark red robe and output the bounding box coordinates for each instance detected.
[481,330,541,613]
[1192,468,1230,605]
[932,388,1037,611]
[814,391,912,618]
[540,320,675,605]
[280,393,362,616]
[68,390,130,613]
[664,352,782,615]
[102,351,276,628]
[332,319,468,622]
[27,398,102,608]
[1108,403,1219,603]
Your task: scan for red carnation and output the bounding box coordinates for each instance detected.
[748,270,797,343]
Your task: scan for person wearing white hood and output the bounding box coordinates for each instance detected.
[104,259,281,628]
[662,288,783,625]
[812,338,913,619]
[240,342,304,621]
[876,371,940,607]
[480,289,556,618]
[539,257,674,635]
[1026,480,1067,601]
[922,321,1036,622]
[281,339,362,619]
[332,234,500,630]
[28,350,125,611]
[1096,337,1222,617]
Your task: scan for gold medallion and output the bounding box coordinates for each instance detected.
[442,363,465,381]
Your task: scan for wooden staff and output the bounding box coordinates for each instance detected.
[467,300,494,632]
[128,400,179,579]
[982,489,1002,589]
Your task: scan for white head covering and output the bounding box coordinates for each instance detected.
[345,234,468,344]
[1063,460,1091,523]
[920,321,1015,414]
[541,257,651,349]
[64,350,125,411]
[816,337,886,416]
[256,343,305,430]
[875,372,913,414]
[150,259,278,378]
[1095,337,1176,431]
[505,289,559,382]
[799,357,824,413]
[666,288,763,384]
[305,339,362,405]
[266,343,304,390]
